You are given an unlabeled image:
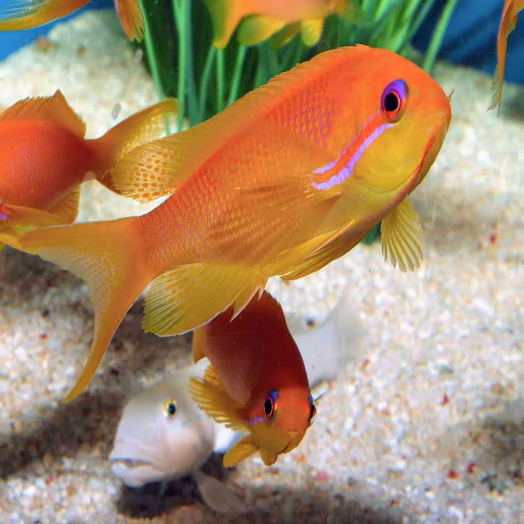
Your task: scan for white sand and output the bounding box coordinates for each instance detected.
[0,9,523,524]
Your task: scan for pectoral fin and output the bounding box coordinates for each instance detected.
[381,199,425,272]
[188,369,247,433]
[223,435,259,467]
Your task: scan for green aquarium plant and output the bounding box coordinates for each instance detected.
[135,0,458,243]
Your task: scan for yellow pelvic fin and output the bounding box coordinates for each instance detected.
[93,99,178,192]
[0,90,85,137]
[237,15,285,46]
[20,216,150,402]
[259,448,278,466]
[115,0,144,41]
[143,263,264,336]
[201,0,248,49]
[300,19,324,47]
[381,199,425,273]
[270,22,300,48]
[188,371,247,433]
[223,435,259,467]
[0,0,91,32]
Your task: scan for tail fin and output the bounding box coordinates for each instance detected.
[289,285,367,387]
[90,99,178,192]
[201,0,249,48]
[114,0,144,41]
[20,217,153,402]
[0,0,91,31]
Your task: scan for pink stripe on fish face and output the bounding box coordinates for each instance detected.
[312,120,393,191]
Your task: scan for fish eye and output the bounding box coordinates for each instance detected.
[163,399,177,417]
[308,395,316,427]
[263,390,278,423]
[381,79,407,123]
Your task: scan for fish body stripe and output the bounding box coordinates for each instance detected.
[312,121,394,190]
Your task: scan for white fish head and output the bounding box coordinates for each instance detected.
[109,360,217,487]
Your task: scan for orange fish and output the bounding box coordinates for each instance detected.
[0,90,177,249]
[202,0,372,48]
[188,290,315,467]
[0,0,144,41]
[20,45,451,402]
[489,0,524,113]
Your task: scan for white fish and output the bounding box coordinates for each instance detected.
[109,286,365,513]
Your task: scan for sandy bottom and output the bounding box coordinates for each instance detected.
[1,9,523,524]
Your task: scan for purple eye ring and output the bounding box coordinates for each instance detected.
[381,79,407,122]
[263,390,278,422]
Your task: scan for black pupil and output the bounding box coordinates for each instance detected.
[384,91,400,112]
[167,402,176,416]
[310,404,316,419]
[264,398,273,416]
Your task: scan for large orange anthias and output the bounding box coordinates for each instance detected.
[189,290,316,467]
[21,45,451,401]
[0,90,177,249]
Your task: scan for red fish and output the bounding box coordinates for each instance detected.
[0,90,177,249]
[189,290,315,467]
[21,46,451,402]
[489,0,524,113]
[0,0,144,41]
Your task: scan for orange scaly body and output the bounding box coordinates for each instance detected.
[21,46,451,401]
[0,90,177,249]
[489,0,524,113]
[0,0,144,41]
[189,291,314,467]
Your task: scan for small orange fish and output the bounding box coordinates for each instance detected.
[21,46,451,402]
[489,0,524,113]
[202,0,371,48]
[0,90,177,249]
[188,290,315,467]
[0,0,144,41]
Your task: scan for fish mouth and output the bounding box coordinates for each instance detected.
[368,122,440,197]
[109,457,156,469]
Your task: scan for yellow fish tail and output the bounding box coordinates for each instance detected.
[0,0,92,31]
[91,99,178,193]
[201,0,251,48]
[20,217,151,402]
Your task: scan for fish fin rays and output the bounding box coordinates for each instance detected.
[381,198,425,272]
[94,99,179,193]
[143,263,265,336]
[0,0,91,32]
[19,217,149,401]
[48,187,80,224]
[237,15,285,46]
[188,372,247,433]
[223,435,258,467]
[114,0,144,41]
[300,19,324,47]
[0,90,85,137]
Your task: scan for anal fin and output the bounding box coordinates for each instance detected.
[237,15,285,46]
[143,263,265,336]
[300,19,324,47]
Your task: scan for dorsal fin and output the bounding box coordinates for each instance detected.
[0,90,86,137]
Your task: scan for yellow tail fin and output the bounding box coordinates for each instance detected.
[20,217,153,402]
[90,99,178,192]
[0,0,91,31]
